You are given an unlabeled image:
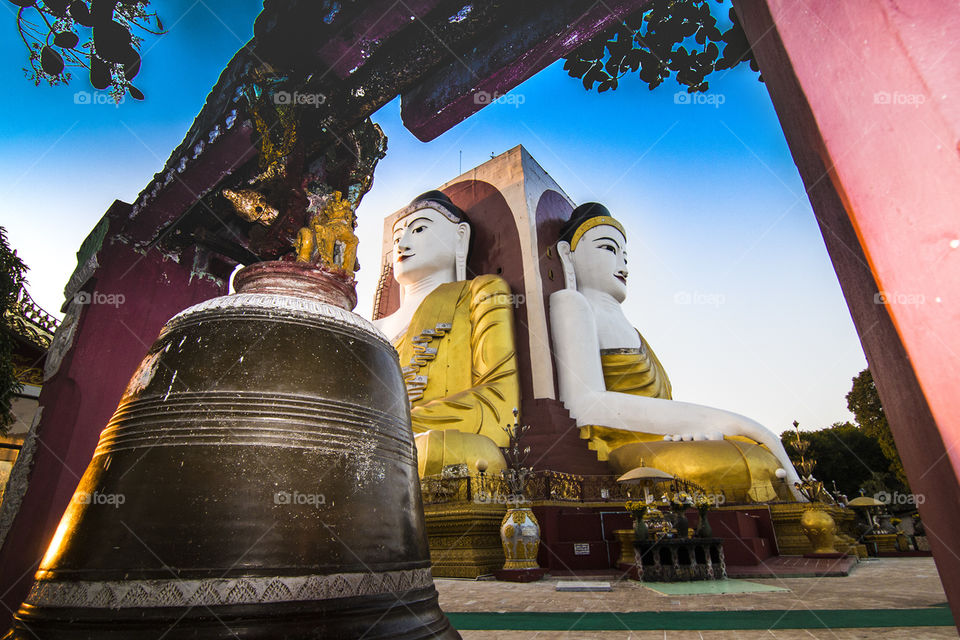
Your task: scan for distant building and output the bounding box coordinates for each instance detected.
[2,287,59,500]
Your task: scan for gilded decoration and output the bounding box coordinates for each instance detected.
[8,287,59,352]
[423,503,505,578]
[221,188,280,226]
[769,503,861,556]
[500,508,541,570]
[419,470,623,506]
[568,215,626,251]
[294,190,359,274]
[243,64,299,184]
[12,357,44,387]
[7,286,59,386]
[420,470,638,577]
[799,504,839,555]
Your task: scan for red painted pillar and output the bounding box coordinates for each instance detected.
[0,203,230,624]
[736,0,960,629]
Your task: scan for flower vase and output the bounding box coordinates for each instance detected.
[500,507,541,569]
[696,508,712,538]
[633,517,648,543]
[675,511,689,538]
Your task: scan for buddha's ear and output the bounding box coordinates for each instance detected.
[557,240,576,290]
[455,222,471,281]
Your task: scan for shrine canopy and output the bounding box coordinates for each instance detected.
[117,0,650,271]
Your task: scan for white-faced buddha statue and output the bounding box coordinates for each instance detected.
[374,191,521,478]
[549,202,804,502]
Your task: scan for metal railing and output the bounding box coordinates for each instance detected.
[420,470,633,506]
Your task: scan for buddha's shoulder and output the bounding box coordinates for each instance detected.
[549,287,591,313]
[466,274,512,297]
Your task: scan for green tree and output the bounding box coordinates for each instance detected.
[563,0,758,95]
[780,422,901,499]
[0,227,29,431]
[11,0,164,101]
[846,368,908,488]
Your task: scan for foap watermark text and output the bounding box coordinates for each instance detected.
[674,91,725,108]
[875,291,924,306]
[473,90,525,107]
[74,91,124,106]
[474,491,527,506]
[674,291,725,307]
[274,491,326,508]
[273,91,326,106]
[874,491,924,506]
[75,491,125,508]
[873,91,925,107]
[74,291,125,308]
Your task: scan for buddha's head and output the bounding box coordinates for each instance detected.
[391,190,471,285]
[557,202,629,302]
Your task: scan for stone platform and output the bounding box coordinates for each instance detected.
[434,557,954,639]
[726,555,858,578]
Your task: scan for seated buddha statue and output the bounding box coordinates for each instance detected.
[549,203,803,502]
[373,191,520,478]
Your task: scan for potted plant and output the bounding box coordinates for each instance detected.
[694,493,713,538]
[671,492,693,538]
[625,500,648,542]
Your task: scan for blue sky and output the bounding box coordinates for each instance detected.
[0,1,866,434]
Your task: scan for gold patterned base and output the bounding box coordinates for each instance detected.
[423,504,506,578]
[769,503,862,556]
[770,503,815,555]
[864,533,899,554]
[614,529,635,566]
[831,507,868,558]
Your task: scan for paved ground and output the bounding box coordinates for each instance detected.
[434,557,956,639]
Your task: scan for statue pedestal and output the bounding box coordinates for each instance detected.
[423,503,506,578]
[864,533,900,555]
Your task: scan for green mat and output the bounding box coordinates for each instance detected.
[641,579,788,595]
[446,608,955,631]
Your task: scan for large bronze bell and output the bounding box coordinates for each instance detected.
[7,261,460,639]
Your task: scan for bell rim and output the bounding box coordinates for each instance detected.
[166,292,388,344]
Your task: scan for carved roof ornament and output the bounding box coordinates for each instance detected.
[115,0,646,274]
[8,287,59,352]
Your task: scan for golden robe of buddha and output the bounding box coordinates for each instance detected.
[394,274,520,446]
